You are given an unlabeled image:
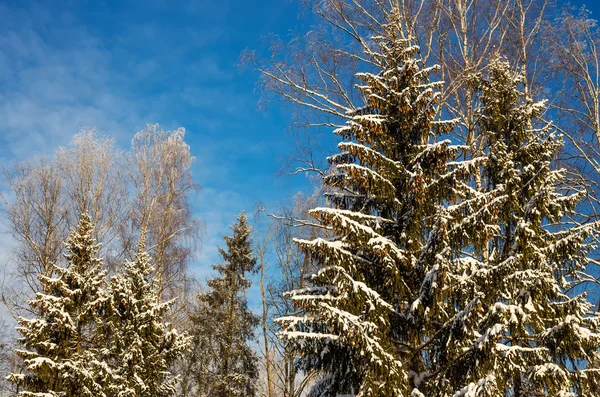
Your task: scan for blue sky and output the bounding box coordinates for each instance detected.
[0,0,319,280]
[0,0,599,288]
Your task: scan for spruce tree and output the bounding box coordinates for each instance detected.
[8,212,109,396]
[276,8,477,397]
[190,211,259,397]
[103,232,189,397]
[430,57,600,396]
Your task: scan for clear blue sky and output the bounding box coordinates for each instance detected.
[0,0,599,283]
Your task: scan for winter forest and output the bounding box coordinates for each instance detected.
[3,0,600,396]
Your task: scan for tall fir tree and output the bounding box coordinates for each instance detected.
[276,8,478,397]
[103,232,189,397]
[429,57,600,396]
[8,212,109,396]
[188,211,259,397]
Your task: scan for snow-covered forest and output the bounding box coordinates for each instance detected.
[2,0,600,396]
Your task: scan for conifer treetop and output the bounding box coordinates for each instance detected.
[9,212,108,397]
[277,8,474,397]
[103,229,189,396]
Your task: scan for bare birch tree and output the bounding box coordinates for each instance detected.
[56,130,128,267]
[125,124,200,305]
[1,129,126,311]
[1,156,66,301]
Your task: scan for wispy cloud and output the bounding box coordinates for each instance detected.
[0,5,146,161]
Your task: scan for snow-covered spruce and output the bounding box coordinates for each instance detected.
[102,231,190,397]
[276,8,477,397]
[8,212,110,396]
[186,212,259,397]
[275,7,600,396]
[430,57,600,396]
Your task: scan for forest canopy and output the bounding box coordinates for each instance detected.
[2,0,600,396]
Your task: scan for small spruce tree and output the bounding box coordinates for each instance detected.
[8,212,109,396]
[103,232,189,397]
[190,211,259,397]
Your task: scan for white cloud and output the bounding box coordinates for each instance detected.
[0,7,147,160]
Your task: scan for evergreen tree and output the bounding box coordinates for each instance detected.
[103,232,189,397]
[189,211,259,397]
[8,212,109,396]
[276,8,477,397]
[430,57,600,396]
